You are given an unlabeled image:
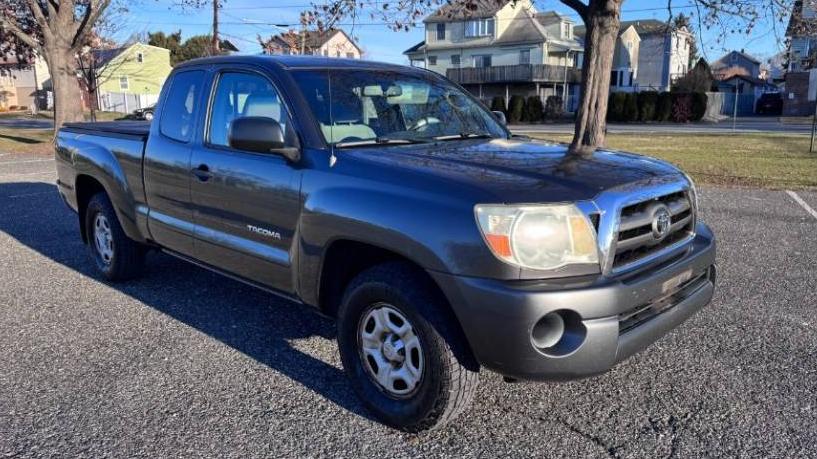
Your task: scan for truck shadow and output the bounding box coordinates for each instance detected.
[0,181,374,423]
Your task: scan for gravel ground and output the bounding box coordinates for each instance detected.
[1,156,816,458]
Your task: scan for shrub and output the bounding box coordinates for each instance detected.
[690,92,707,121]
[508,95,525,123]
[490,96,507,115]
[671,93,693,123]
[637,92,658,122]
[607,92,627,121]
[524,96,544,122]
[623,93,639,122]
[8,105,19,111]
[544,96,563,120]
[656,92,673,121]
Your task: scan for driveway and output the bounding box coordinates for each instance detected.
[1,156,816,457]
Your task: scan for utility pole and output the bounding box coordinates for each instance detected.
[211,0,220,55]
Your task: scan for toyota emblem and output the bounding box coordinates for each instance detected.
[652,206,672,240]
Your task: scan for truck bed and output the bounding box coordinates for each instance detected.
[61,121,150,139]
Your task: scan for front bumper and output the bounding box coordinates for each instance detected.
[431,223,716,381]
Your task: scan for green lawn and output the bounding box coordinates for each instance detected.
[532,133,817,189]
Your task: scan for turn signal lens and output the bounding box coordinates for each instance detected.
[475,204,599,271]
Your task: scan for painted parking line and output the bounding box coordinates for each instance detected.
[4,191,56,199]
[786,190,817,221]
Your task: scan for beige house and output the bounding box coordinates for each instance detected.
[0,55,50,110]
[576,20,692,92]
[404,0,584,110]
[261,29,362,59]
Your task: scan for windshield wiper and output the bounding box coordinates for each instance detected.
[432,132,496,141]
[335,137,429,148]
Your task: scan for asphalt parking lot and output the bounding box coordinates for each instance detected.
[1,155,816,458]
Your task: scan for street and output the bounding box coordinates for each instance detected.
[1,155,816,457]
[511,117,811,135]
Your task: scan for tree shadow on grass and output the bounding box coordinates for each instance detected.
[0,133,46,144]
[0,181,374,423]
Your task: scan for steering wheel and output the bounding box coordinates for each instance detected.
[407,117,441,132]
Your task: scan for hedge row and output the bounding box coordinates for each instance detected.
[489,95,564,123]
[608,91,707,123]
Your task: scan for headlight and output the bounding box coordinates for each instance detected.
[475,204,599,271]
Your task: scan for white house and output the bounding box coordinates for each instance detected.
[403,0,584,110]
[575,20,692,92]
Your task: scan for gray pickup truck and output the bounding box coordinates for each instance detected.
[55,56,716,432]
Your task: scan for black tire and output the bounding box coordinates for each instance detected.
[337,262,479,432]
[85,192,145,281]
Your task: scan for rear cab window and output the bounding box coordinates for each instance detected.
[160,70,205,143]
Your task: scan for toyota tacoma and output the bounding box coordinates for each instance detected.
[55,56,716,432]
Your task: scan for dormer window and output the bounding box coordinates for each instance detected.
[562,22,572,39]
[465,18,495,38]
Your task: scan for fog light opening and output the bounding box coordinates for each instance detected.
[531,312,565,349]
[531,310,587,357]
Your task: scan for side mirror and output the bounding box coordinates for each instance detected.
[492,110,507,126]
[228,116,300,162]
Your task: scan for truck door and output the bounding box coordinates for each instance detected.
[143,70,206,257]
[189,69,302,293]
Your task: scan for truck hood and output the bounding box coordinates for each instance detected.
[341,138,684,203]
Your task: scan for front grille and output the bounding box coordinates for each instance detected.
[618,269,709,333]
[613,191,694,270]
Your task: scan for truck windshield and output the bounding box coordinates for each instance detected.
[293,69,507,147]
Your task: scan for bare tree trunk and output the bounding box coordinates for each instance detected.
[47,50,85,129]
[569,0,622,156]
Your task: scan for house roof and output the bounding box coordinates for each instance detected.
[535,11,573,26]
[720,74,776,88]
[404,40,425,55]
[93,47,127,66]
[494,11,548,45]
[574,19,675,39]
[713,50,761,67]
[269,29,361,53]
[424,0,510,23]
[404,9,582,55]
[787,0,817,37]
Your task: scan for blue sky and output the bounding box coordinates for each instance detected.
[124,0,792,65]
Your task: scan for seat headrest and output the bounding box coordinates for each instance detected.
[243,93,281,120]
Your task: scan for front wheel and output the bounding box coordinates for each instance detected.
[337,262,479,432]
[85,193,145,281]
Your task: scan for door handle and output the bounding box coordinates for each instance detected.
[192,164,213,182]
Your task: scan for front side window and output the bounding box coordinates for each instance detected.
[427,55,437,65]
[519,50,530,65]
[451,54,461,65]
[207,71,294,148]
[119,76,129,90]
[292,69,507,146]
[160,70,204,143]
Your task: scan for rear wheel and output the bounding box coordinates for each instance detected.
[337,262,479,432]
[85,193,145,281]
